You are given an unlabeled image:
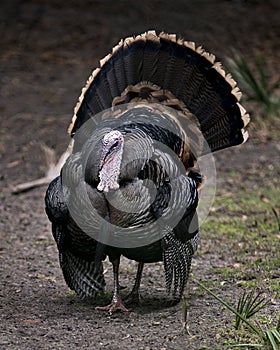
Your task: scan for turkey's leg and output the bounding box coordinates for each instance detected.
[125,262,144,305]
[95,257,129,314]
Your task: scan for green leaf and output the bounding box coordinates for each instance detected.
[270,329,280,342]
[228,53,280,119]
[235,289,269,330]
[227,344,263,348]
[265,329,279,350]
[193,279,265,339]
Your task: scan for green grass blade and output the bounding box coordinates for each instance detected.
[236,291,247,329]
[266,330,279,350]
[235,56,268,103]
[228,53,280,119]
[272,207,280,232]
[270,329,280,342]
[256,57,268,93]
[277,316,280,332]
[235,289,269,330]
[246,293,269,318]
[193,279,265,339]
[227,344,263,348]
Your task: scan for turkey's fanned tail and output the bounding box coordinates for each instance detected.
[69,30,249,154]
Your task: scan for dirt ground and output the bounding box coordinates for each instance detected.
[0,1,279,349]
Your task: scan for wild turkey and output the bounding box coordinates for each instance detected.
[45,31,249,313]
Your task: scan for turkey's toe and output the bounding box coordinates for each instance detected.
[95,298,129,314]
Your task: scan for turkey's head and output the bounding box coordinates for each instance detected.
[97,130,124,192]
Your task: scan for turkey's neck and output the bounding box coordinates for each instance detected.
[97,145,124,192]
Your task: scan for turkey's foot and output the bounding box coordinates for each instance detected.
[119,284,127,290]
[95,296,129,314]
[124,290,141,306]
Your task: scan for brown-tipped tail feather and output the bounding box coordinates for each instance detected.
[69,30,249,153]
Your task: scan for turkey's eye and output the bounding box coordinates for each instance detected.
[103,138,109,146]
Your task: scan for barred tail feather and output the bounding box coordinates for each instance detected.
[69,30,249,155]
[162,230,200,299]
[60,249,105,299]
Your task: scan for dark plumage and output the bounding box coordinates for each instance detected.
[45,31,249,313]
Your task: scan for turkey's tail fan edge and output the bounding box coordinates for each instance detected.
[68,30,249,154]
